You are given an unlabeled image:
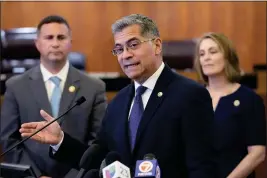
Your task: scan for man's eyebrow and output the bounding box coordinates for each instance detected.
[43,34,66,37]
[43,34,54,37]
[57,34,67,38]
[115,37,138,46]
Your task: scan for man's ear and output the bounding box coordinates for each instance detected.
[154,38,162,55]
[34,38,40,51]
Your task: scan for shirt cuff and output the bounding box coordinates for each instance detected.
[50,131,64,154]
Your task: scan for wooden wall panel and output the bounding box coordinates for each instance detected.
[1,2,266,72]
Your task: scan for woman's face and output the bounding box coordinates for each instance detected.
[199,38,226,77]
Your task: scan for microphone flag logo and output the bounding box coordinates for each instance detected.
[139,161,153,173]
[105,165,116,178]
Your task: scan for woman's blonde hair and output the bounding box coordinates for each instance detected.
[194,32,241,84]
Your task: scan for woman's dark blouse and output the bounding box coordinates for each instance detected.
[214,85,266,178]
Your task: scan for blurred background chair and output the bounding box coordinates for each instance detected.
[2,27,39,59]
[162,39,197,71]
[68,51,86,71]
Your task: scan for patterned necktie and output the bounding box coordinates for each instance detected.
[49,76,61,118]
[129,85,147,151]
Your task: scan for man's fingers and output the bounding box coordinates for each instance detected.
[21,122,36,129]
[21,133,32,137]
[21,121,45,129]
[40,110,54,122]
[19,127,36,134]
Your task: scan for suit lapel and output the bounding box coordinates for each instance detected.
[118,84,135,157]
[134,66,176,150]
[58,66,80,123]
[109,83,135,159]
[28,66,52,116]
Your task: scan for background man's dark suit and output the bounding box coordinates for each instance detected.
[54,66,216,178]
[1,65,107,177]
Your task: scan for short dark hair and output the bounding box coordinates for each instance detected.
[112,14,160,38]
[37,15,71,34]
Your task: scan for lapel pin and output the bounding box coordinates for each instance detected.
[157,92,163,97]
[233,100,240,107]
[69,85,76,93]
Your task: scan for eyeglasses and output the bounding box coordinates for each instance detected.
[112,38,155,56]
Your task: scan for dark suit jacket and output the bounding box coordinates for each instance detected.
[53,65,216,178]
[1,65,107,177]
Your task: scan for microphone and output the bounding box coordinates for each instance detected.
[143,153,155,160]
[105,151,122,165]
[99,151,122,178]
[101,152,131,178]
[102,161,131,178]
[75,144,102,178]
[83,169,99,178]
[134,153,161,178]
[0,96,86,158]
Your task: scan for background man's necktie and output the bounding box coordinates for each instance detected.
[129,85,147,151]
[49,76,61,118]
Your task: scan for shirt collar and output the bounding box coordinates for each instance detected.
[134,62,165,91]
[40,61,69,82]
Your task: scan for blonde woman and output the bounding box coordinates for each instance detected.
[194,32,266,178]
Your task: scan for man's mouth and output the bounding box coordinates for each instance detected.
[125,62,140,68]
[50,51,62,55]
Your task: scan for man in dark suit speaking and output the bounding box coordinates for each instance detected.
[20,14,216,178]
[1,15,107,178]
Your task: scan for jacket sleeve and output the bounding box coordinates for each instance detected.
[1,81,42,177]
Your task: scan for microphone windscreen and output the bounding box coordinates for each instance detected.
[83,169,99,178]
[79,144,101,169]
[143,153,156,160]
[105,151,121,165]
[76,96,86,105]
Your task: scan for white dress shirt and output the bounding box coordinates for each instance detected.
[40,61,69,150]
[40,61,69,101]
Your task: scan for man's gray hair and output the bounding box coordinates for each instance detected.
[111,14,160,38]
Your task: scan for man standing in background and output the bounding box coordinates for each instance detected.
[1,15,107,178]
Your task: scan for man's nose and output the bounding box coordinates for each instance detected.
[121,46,133,59]
[51,39,60,48]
